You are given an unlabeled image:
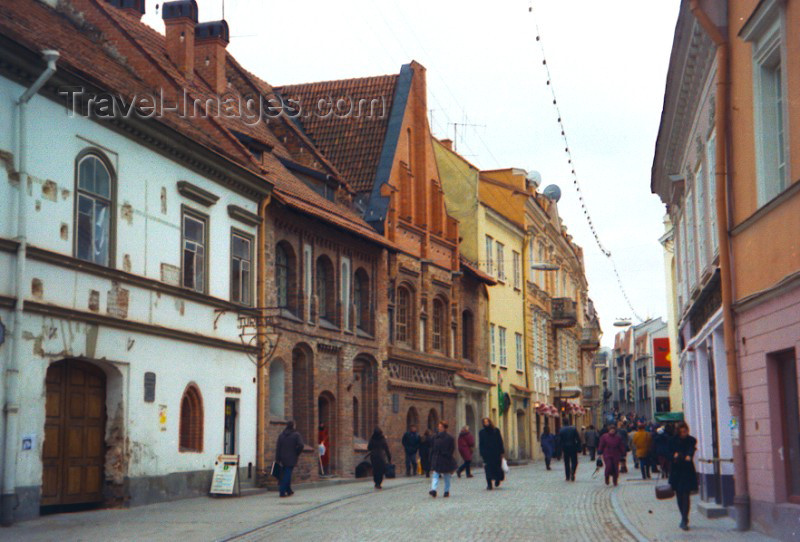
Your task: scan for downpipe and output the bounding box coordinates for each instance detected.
[1,49,58,527]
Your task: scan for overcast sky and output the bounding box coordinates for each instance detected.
[144,0,680,347]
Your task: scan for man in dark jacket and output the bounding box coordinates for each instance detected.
[616,422,629,474]
[559,423,582,482]
[456,426,475,478]
[584,425,600,461]
[275,421,304,497]
[429,421,457,498]
[401,425,421,476]
[479,417,505,490]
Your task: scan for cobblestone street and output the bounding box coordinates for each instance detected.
[5,461,779,542]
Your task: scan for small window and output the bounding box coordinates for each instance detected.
[275,242,296,312]
[396,286,412,347]
[75,153,113,266]
[432,298,445,353]
[316,256,335,323]
[490,323,496,365]
[182,209,207,293]
[354,269,370,332]
[515,332,524,371]
[499,326,507,367]
[269,360,285,418]
[231,231,252,305]
[485,235,494,275]
[341,257,351,330]
[496,242,505,281]
[179,384,203,452]
[512,250,521,289]
[461,310,474,360]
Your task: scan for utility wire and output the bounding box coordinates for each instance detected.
[528,1,643,322]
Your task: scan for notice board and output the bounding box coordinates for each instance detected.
[210,454,240,496]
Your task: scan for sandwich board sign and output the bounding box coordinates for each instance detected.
[210,454,240,496]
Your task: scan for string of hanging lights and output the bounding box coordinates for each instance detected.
[528,1,644,323]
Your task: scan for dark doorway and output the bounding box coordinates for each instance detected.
[41,360,106,512]
[318,392,336,474]
[224,398,238,455]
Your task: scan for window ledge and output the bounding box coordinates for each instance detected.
[279,309,303,323]
[356,328,374,339]
[319,318,339,331]
[731,179,800,236]
[269,418,288,425]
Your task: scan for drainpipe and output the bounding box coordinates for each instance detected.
[688,1,750,530]
[255,193,271,482]
[1,49,59,527]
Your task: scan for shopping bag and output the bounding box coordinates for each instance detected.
[501,458,510,474]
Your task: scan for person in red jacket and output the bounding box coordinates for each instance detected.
[456,426,475,478]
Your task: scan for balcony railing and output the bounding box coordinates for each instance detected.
[580,326,600,350]
[551,297,577,328]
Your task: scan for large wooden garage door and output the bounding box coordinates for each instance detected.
[41,360,106,507]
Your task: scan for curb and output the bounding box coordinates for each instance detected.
[610,484,649,542]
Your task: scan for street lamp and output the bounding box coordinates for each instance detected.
[530,263,560,271]
[614,318,632,327]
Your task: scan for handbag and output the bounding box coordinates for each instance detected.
[270,461,282,480]
[385,463,396,479]
[596,458,603,468]
[655,483,675,500]
[501,458,510,474]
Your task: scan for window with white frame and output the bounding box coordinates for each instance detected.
[182,209,207,293]
[685,190,696,289]
[498,326,507,367]
[695,163,708,268]
[230,231,252,305]
[490,323,496,365]
[75,153,113,266]
[515,332,524,371]
[496,242,506,281]
[707,134,719,252]
[485,235,494,275]
[512,250,521,289]
[742,1,788,206]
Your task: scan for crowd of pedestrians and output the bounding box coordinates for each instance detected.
[271,415,698,533]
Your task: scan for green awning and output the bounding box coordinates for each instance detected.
[655,412,684,422]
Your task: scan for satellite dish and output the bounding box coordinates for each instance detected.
[543,184,562,202]
[526,170,542,186]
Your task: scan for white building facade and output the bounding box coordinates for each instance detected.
[0,38,269,521]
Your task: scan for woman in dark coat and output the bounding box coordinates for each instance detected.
[479,417,505,490]
[419,429,433,477]
[429,421,457,498]
[456,426,475,478]
[653,426,672,478]
[367,427,392,489]
[597,424,625,486]
[540,426,556,470]
[668,421,698,531]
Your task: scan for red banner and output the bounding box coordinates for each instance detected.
[653,337,671,369]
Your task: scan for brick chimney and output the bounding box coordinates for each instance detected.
[162,0,198,80]
[440,139,453,151]
[195,20,230,94]
[106,0,145,20]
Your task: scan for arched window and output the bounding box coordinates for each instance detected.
[396,286,412,347]
[292,346,314,440]
[354,269,370,332]
[432,298,445,353]
[427,408,439,432]
[179,384,203,452]
[461,310,474,360]
[276,242,296,312]
[269,360,285,418]
[316,256,335,322]
[75,152,113,266]
[353,357,377,439]
[406,407,419,431]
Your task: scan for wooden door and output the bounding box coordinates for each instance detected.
[41,360,106,507]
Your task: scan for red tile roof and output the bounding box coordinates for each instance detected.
[276,74,399,193]
[0,0,393,248]
[511,383,533,394]
[461,257,497,285]
[456,371,494,386]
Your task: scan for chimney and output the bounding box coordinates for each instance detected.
[106,0,145,20]
[162,0,198,80]
[440,139,453,151]
[195,20,230,94]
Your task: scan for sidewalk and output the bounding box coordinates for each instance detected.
[0,477,424,542]
[612,476,777,541]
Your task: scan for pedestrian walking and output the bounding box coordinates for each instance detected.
[318,423,330,475]
[558,423,581,482]
[669,421,698,531]
[429,421,457,498]
[632,422,654,479]
[597,424,625,486]
[401,425,421,476]
[584,425,599,461]
[654,425,671,478]
[540,426,556,470]
[275,421,304,498]
[419,429,433,477]
[479,417,505,490]
[616,422,629,474]
[456,425,475,478]
[368,427,392,489]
